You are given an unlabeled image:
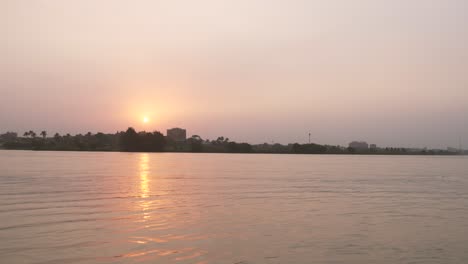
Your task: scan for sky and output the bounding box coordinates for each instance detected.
[1,0,468,148]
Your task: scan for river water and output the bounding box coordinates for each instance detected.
[1,150,467,264]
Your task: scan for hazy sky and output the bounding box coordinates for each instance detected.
[1,0,468,148]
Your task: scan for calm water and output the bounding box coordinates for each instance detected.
[1,150,468,264]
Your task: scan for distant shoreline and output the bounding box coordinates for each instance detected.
[1,128,465,156]
[0,148,464,157]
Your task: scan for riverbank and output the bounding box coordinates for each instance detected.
[1,129,465,156]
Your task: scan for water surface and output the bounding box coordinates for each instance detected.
[1,150,467,263]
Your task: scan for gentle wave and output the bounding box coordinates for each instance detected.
[1,151,468,264]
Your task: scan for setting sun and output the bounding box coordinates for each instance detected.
[143,117,149,123]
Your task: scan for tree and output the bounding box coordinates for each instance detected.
[215,137,224,144]
[94,132,110,149]
[191,135,202,141]
[40,131,47,139]
[148,131,166,152]
[238,143,252,153]
[137,131,166,152]
[228,142,252,153]
[292,143,327,154]
[23,131,30,138]
[0,132,17,141]
[188,135,203,152]
[120,127,139,151]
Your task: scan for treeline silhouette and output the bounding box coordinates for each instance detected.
[0,128,254,153]
[120,128,165,152]
[0,128,463,155]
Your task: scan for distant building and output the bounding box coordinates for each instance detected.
[166,128,187,142]
[349,141,369,150]
[447,147,461,154]
[370,144,377,150]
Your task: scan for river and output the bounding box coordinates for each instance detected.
[1,150,467,263]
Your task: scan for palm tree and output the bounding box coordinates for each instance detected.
[23,131,30,138]
[40,131,47,139]
[29,130,36,138]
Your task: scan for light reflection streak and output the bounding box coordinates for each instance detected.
[139,153,151,221]
[128,154,208,262]
[139,153,150,198]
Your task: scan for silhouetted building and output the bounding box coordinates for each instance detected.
[370,144,377,150]
[167,128,186,142]
[349,141,369,150]
[447,147,460,154]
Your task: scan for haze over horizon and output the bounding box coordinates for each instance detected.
[1,0,467,149]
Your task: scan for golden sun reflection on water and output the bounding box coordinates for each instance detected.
[138,153,151,221]
[129,153,207,262]
[139,154,150,199]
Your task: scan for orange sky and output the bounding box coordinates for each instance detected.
[1,0,467,148]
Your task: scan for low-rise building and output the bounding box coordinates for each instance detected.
[349,141,369,150]
[166,128,187,142]
[447,147,462,154]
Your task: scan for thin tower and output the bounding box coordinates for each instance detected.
[309,133,311,144]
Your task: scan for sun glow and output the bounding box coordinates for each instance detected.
[143,117,149,123]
